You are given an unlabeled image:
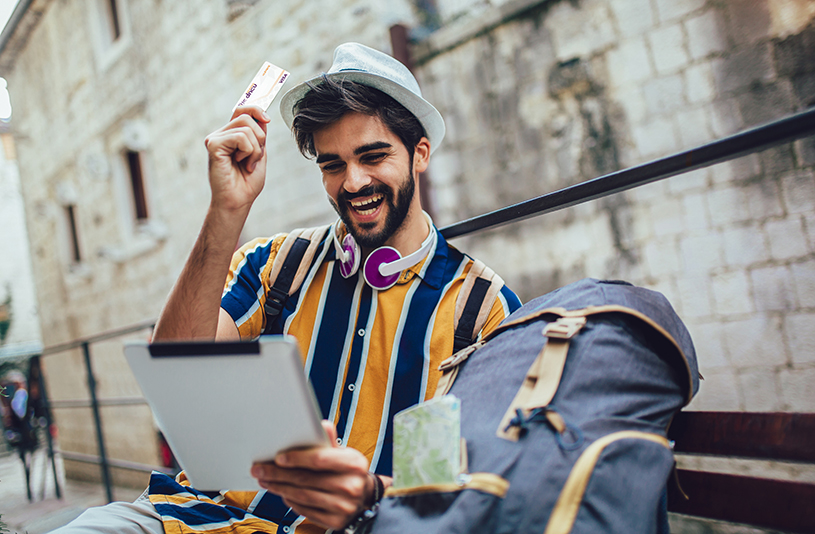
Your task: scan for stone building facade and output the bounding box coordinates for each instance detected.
[0,0,813,511]
[0,0,421,489]
[0,125,42,358]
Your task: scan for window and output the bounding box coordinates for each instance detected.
[124,150,149,221]
[104,0,122,43]
[89,0,131,70]
[55,181,86,270]
[96,120,166,263]
[65,205,82,264]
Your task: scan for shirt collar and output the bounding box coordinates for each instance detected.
[402,222,449,290]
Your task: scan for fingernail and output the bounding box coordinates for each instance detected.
[251,465,261,477]
[276,454,289,466]
[248,162,256,173]
[262,112,270,121]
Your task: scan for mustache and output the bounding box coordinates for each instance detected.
[337,185,392,203]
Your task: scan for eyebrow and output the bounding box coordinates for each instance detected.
[354,141,392,155]
[315,141,394,164]
[315,153,338,164]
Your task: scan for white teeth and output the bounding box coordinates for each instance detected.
[350,194,383,209]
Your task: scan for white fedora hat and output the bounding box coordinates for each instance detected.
[279,42,446,153]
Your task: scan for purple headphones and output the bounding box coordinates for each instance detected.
[332,218,436,290]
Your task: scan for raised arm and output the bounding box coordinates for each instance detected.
[153,106,270,341]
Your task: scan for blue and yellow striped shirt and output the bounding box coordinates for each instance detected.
[148,222,521,534]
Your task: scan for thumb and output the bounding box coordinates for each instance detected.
[322,420,339,447]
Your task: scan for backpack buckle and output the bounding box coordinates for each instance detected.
[439,341,484,372]
[543,316,586,340]
[263,286,289,317]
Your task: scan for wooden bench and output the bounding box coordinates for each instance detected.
[667,411,815,533]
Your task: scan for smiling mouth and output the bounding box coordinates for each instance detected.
[349,194,385,216]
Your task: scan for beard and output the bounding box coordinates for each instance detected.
[331,171,416,250]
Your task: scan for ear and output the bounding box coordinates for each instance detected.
[412,137,431,175]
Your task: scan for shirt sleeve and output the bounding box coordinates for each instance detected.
[220,234,285,339]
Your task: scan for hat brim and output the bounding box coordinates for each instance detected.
[279,70,446,154]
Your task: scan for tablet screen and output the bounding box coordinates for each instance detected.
[125,336,328,491]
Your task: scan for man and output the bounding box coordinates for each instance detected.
[56,43,520,534]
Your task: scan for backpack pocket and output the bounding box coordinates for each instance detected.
[518,430,674,534]
[371,473,510,534]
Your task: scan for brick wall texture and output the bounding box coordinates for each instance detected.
[1,0,813,489]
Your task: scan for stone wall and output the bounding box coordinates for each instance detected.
[412,0,815,415]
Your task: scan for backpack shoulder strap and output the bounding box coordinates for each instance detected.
[452,258,506,353]
[430,260,506,398]
[262,225,330,334]
[434,260,505,398]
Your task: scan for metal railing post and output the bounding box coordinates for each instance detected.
[81,341,114,503]
[31,355,62,499]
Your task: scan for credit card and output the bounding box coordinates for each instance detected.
[233,62,290,112]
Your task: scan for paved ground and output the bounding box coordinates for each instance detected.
[0,449,143,534]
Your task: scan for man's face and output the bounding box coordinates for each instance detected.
[314,113,421,249]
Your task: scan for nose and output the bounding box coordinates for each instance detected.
[343,163,371,194]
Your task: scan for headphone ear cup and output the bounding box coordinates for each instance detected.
[338,233,361,278]
[363,246,402,290]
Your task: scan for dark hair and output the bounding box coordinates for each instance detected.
[290,75,426,158]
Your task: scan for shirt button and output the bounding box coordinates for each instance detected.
[358,328,365,337]
[348,383,355,392]
[282,527,290,533]
[336,437,343,446]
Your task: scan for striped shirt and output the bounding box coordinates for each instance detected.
[149,221,521,534]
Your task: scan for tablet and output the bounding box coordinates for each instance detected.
[124,336,328,491]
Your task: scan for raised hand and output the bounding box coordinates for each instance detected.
[204,105,270,214]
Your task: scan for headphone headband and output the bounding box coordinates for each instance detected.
[332,214,436,290]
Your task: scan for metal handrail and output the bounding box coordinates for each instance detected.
[48,397,148,409]
[440,108,815,239]
[57,450,176,475]
[41,318,156,356]
[36,319,157,502]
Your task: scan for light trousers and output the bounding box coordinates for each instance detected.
[50,490,165,534]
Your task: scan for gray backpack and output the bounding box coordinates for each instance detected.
[369,278,699,534]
